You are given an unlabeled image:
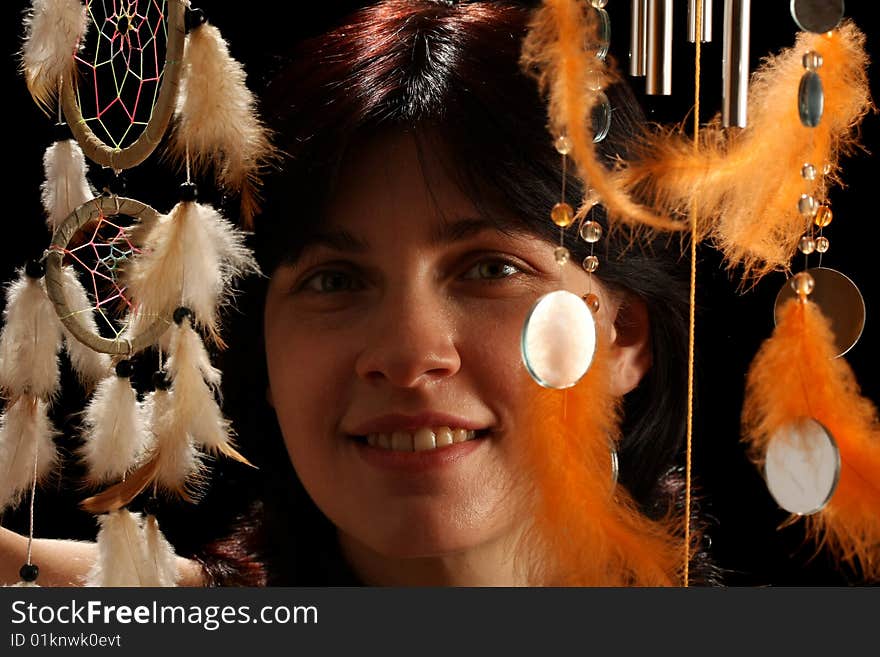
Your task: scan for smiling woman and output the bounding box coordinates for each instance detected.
[263,130,632,585]
[202,0,717,586]
[1,0,720,587]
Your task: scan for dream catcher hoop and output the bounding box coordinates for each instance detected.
[44,195,167,355]
[59,0,186,170]
[3,0,272,587]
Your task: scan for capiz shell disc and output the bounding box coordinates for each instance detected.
[765,417,840,516]
[521,290,596,389]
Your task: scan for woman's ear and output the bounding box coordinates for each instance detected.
[606,293,652,396]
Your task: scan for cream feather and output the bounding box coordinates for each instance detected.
[122,201,259,345]
[0,270,63,401]
[59,266,110,387]
[144,389,204,500]
[78,373,149,485]
[21,0,87,114]
[166,319,249,464]
[85,509,151,586]
[170,22,274,228]
[0,397,58,512]
[142,514,179,587]
[41,139,95,234]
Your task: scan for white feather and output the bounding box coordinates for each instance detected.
[0,398,58,512]
[167,320,231,452]
[41,140,95,233]
[59,266,111,386]
[21,0,88,112]
[85,509,150,586]
[173,22,273,222]
[123,201,258,342]
[79,373,149,484]
[142,514,179,587]
[144,390,203,497]
[0,271,62,400]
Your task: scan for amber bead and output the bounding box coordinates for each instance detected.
[551,202,575,227]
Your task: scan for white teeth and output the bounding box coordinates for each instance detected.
[364,426,479,451]
[391,431,411,451]
[435,427,454,447]
[413,427,436,451]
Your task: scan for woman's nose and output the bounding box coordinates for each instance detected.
[354,285,462,388]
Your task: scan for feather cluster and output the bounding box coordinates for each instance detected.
[743,298,880,581]
[0,398,58,512]
[513,336,685,585]
[622,22,872,280]
[520,0,680,231]
[169,22,275,228]
[85,509,178,586]
[58,266,110,388]
[20,0,87,114]
[41,139,95,234]
[165,317,249,464]
[122,201,259,346]
[0,269,63,401]
[78,372,148,485]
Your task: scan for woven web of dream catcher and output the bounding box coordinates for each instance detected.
[54,211,142,342]
[74,0,168,151]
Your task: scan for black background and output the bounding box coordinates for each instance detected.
[1,1,878,586]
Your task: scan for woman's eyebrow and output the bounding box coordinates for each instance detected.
[430,217,520,245]
[303,217,523,255]
[303,228,370,254]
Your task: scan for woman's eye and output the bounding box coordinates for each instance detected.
[299,270,363,293]
[462,259,521,281]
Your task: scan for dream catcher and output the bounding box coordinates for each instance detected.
[1,0,272,586]
[517,0,876,584]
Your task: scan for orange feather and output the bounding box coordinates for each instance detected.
[622,22,872,280]
[743,298,880,580]
[513,334,685,586]
[520,0,681,232]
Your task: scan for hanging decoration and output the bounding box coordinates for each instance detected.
[3,0,272,587]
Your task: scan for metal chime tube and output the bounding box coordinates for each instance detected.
[646,0,673,95]
[688,0,713,43]
[722,0,751,127]
[629,0,648,76]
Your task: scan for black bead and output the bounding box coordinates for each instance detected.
[179,181,198,202]
[185,7,207,33]
[19,563,39,582]
[98,169,126,196]
[173,306,193,325]
[152,370,172,391]
[115,359,133,378]
[24,259,45,279]
[52,122,72,142]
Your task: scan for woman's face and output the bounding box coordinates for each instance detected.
[264,132,617,564]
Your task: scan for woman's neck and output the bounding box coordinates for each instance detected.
[337,529,529,587]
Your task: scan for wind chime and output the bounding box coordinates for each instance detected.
[1,0,272,586]
[516,0,876,584]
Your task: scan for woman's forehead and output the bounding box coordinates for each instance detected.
[319,129,528,241]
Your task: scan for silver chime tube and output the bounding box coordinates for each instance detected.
[629,0,647,76]
[722,0,751,127]
[688,0,713,43]
[646,0,672,95]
